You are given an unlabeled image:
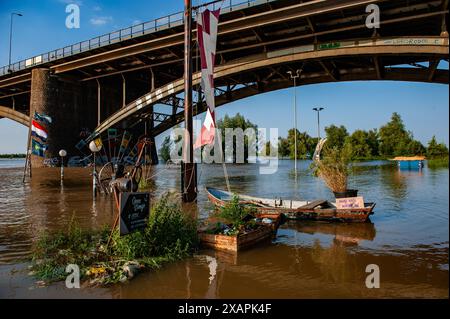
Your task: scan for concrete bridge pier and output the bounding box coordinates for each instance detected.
[29,68,84,168]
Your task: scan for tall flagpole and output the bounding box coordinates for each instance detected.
[182,0,197,202]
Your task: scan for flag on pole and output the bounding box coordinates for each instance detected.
[31,119,48,141]
[194,8,220,149]
[33,112,52,125]
[194,108,215,149]
[31,139,47,157]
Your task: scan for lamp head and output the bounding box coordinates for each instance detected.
[89,140,102,153]
[59,149,67,157]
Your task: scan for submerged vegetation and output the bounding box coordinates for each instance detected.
[427,156,449,169]
[31,193,198,286]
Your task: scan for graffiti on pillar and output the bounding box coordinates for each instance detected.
[31,112,52,158]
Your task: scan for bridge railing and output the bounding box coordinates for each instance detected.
[0,0,276,77]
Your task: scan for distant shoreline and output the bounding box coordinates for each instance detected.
[0,154,26,159]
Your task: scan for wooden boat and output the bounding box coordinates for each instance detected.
[206,187,375,223]
[198,214,281,252]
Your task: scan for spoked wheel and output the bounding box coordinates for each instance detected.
[131,166,142,191]
[98,162,115,194]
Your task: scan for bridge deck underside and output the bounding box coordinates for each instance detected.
[0,0,448,131]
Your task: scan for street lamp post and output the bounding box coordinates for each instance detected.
[287,69,301,176]
[8,12,23,73]
[59,149,67,181]
[312,107,324,139]
[89,141,102,199]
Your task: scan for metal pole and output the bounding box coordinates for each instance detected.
[96,79,101,126]
[317,110,320,139]
[288,70,300,176]
[8,13,22,72]
[313,107,324,140]
[293,75,297,175]
[182,0,196,202]
[8,14,13,71]
[93,152,97,198]
[60,156,64,180]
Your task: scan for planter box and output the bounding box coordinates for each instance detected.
[199,225,275,252]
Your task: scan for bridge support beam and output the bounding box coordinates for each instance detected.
[29,68,56,168]
[29,68,84,169]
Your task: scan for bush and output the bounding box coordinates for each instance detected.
[217,195,255,226]
[31,193,198,285]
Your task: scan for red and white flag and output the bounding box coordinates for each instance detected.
[194,108,215,149]
[194,8,220,149]
[31,119,48,141]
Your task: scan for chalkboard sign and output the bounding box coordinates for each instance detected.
[119,192,150,236]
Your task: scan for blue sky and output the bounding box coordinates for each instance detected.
[0,0,448,153]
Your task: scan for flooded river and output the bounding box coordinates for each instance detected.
[0,159,448,298]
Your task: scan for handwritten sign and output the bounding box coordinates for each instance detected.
[336,196,364,209]
[119,192,150,235]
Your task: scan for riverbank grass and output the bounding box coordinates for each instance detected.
[31,193,198,286]
[427,156,449,169]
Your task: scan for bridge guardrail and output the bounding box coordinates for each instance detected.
[0,0,276,77]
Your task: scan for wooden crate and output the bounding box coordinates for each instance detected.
[199,225,274,252]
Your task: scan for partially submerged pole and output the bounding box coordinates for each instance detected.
[182,0,197,202]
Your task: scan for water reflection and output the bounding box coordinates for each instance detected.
[286,220,377,246]
[0,160,448,298]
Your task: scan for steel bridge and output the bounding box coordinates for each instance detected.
[0,0,448,161]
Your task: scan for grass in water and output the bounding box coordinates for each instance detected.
[427,157,449,169]
[31,193,198,286]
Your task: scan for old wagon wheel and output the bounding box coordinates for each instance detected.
[98,161,115,194]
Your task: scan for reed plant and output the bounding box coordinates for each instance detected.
[311,146,351,193]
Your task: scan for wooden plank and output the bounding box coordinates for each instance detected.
[298,199,328,210]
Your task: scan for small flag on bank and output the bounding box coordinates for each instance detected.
[33,112,52,125]
[31,119,48,142]
[31,139,47,157]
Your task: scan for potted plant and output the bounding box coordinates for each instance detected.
[311,146,357,198]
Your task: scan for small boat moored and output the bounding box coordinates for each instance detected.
[206,187,375,223]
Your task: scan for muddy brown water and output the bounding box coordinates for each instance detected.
[0,159,448,298]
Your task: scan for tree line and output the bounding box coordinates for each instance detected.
[159,112,448,162]
[275,112,448,160]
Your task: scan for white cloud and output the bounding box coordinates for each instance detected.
[90,16,113,26]
[93,5,101,11]
[58,0,83,5]
[132,19,142,25]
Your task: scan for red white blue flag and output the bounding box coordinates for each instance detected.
[194,8,220,149]
[31,119,48,141]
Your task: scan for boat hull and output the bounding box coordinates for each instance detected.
[206,188,375,223]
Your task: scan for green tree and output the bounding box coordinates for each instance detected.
[278,137,290,158]
[427,136,449,158]
[324,125,349,149]
[343,130,371,159]
[284,129,317,159]
[159,136,172,162]
[366,129,380,157]
[379,112,413,156]
[406,140,426,156]
[216,113,258,163]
